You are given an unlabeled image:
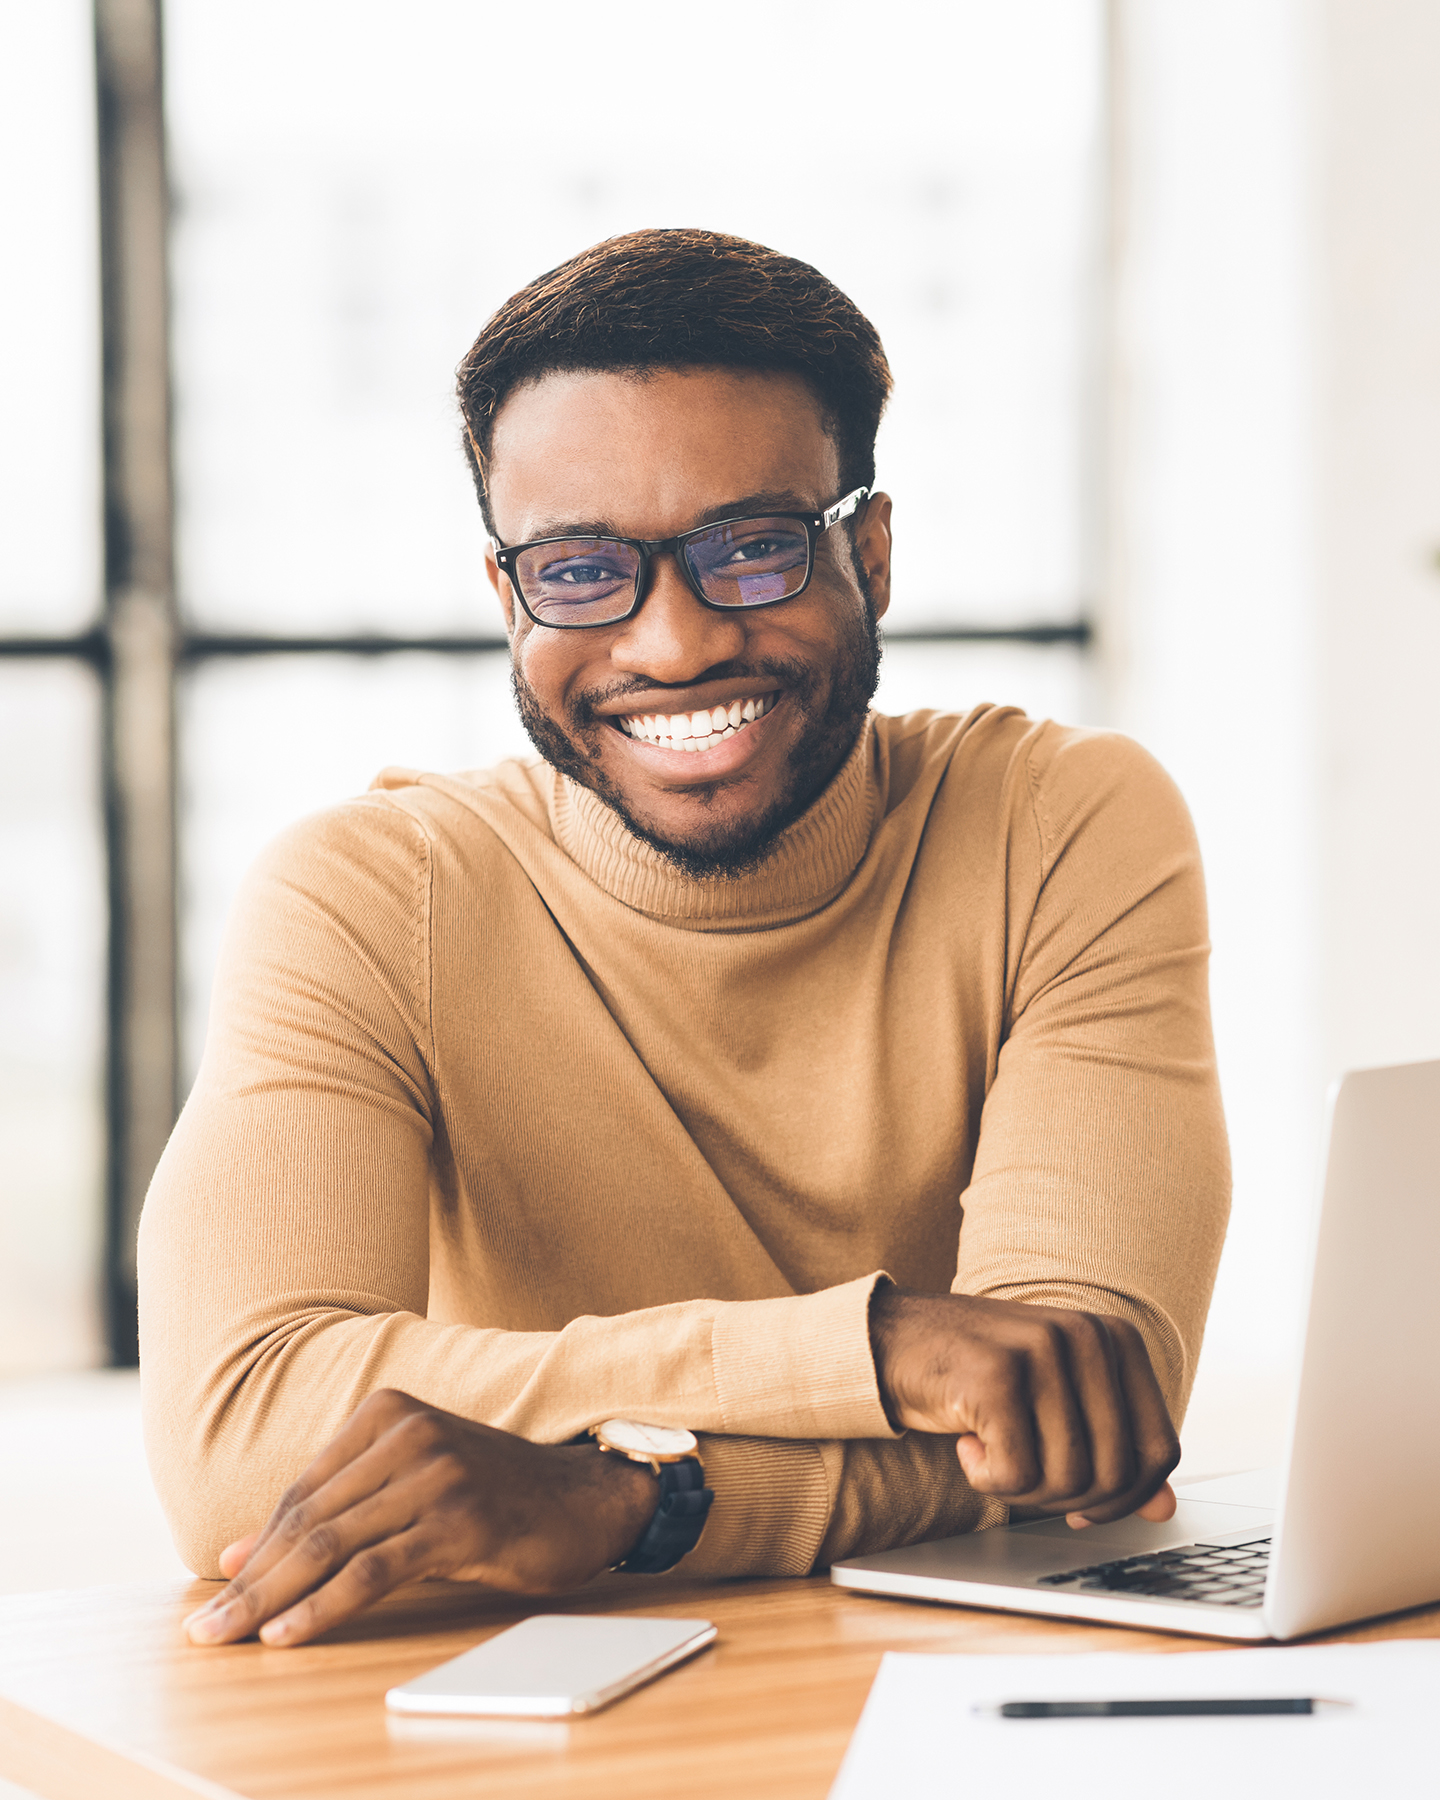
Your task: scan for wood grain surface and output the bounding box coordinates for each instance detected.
[2,1573,1437,1800]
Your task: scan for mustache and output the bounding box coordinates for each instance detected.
[568,657,815,727]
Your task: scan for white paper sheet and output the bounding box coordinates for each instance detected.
[830,1642,1440,1799]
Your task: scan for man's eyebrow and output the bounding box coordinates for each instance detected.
[518,490,820,542]
[690,489,818,527]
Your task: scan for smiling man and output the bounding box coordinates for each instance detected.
[140,229,1230,1650]
[488,363,884,876]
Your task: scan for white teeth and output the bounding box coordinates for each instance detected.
[617,693,773,750]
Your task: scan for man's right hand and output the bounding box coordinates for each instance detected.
[869,1288,1181,1527]
[181,1390,660,1649]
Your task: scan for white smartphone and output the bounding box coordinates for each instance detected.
[383,1613,718,1718]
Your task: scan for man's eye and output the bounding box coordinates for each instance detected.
[554,563,618,585]
[709,532,808,575]
[533,557,630,591]
[726,538,789,564]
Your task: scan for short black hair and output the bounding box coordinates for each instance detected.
[456,227,892,532]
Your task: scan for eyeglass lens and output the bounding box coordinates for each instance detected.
[513,517,812,625]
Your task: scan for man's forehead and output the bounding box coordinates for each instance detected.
[486,366,839,541]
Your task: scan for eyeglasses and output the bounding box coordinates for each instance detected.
[492,487,870,629]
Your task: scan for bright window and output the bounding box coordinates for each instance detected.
[1,0,1106,1367]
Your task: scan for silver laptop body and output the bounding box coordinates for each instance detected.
[831,1058,1440,1641]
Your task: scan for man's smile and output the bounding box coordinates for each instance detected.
[612,691,775,754]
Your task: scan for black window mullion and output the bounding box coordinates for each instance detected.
[94,0,178,1365]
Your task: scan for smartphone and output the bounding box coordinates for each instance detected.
[383,1613,717,1718]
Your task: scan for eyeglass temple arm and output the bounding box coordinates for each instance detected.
[820,487,870,530]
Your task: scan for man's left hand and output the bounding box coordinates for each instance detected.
[182,1389,658,1648]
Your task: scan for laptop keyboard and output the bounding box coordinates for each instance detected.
[1035,1537,1271,1608]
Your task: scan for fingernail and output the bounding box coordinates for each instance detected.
[186,1604,231,1643]
[1066,1513,1091,1529]
[260,1615,293,1645]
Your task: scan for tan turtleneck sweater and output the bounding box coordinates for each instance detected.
[139,706,1230,1579]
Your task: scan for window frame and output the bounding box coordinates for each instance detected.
[0,0,1096,1364]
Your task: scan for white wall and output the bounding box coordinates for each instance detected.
[1109,0,1440,1476]
[1316,0,1440,1082]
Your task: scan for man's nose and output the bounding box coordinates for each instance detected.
[608,551,746,683]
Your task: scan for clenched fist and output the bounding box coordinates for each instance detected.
[870,1287,1180,1527]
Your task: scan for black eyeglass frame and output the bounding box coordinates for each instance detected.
[491,486,871,629]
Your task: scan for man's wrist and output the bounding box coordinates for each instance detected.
[868,1279,906,1431]
[570,1444,660,1570]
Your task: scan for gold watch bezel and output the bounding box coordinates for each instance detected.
[589,1419,701,1476]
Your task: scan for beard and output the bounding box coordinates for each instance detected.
[512,600,882,880]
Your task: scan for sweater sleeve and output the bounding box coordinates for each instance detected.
[138,798,894,1578]
[805,728,1231,1571]
[952,727,1231,1420]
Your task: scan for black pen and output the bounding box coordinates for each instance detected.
[974,1697,1350,1719]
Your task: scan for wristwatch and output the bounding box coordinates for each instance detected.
[589,1420,714,1574]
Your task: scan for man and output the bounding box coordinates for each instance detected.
[140,229,1229,1651]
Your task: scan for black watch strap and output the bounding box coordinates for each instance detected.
[615,1457,714,1574]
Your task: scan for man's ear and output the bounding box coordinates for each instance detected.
[855,492,893,622]
[484,541,517,635]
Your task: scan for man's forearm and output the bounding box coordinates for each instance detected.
[813,1433,1007,1569]
[141,1168,897,1578]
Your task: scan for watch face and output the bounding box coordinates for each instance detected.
[596,1420,698,1460]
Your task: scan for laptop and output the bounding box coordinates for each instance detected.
[832,1058,1440,1641]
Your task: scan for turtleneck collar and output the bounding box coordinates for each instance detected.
[548,716,879,932]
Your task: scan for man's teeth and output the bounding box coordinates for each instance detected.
[618,693,772,752]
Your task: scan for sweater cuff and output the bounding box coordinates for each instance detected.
[708,1271,898,1440]
[678,1433,834,1577]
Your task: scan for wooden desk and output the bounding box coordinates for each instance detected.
[2,1573,1437,1800]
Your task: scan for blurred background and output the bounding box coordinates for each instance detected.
[0,0,1436,1594]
